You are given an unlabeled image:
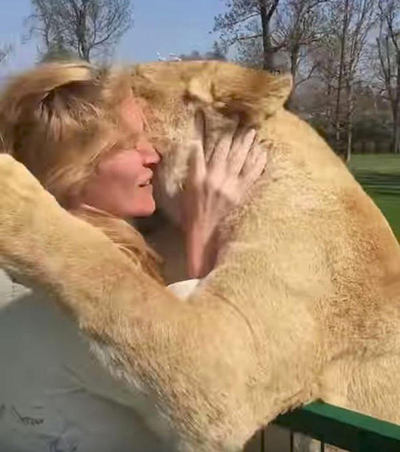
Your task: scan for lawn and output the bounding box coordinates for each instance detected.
[349,154,400,238]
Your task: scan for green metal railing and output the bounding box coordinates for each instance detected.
[273,402,400,451]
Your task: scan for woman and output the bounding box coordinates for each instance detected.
[0,62,266,451]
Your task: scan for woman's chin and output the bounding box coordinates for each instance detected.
[131,199,156,218]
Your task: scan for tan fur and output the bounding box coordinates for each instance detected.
[0,61,399,452]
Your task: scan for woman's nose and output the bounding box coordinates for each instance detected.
[137,138,161,165]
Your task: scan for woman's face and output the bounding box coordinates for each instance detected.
[80,96,160,218]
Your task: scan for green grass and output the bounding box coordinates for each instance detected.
[348,154,400,238]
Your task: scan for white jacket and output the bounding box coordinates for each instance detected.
[0,270,199,452]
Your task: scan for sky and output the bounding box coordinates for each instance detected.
[0,0,227,77]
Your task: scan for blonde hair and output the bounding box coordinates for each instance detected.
[0,62,162,282]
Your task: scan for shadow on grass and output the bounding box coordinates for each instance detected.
[354,172,400,196]
[353,171,400,237]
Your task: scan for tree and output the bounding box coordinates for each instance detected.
[309,0,376,160]
[375,0,400,153]
[0,44,13,65]
[213,1,330,100]
[28,0,133,62]
[39,39,78,63]
[274,0,330,87]
[179,43,227,61]
[213,0,400,157]
[349,1,376,160]
[213,0,281,70]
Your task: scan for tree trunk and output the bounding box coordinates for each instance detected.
[77,1,90,61]
[290,46,298,85]
[346,119,353,162]
[394,53,400,154]
[334,0,350,155]
[392,109,400,153]
[345,79,353,163]
[285,47,299,111]
[260,2,274,69]
[259,0,280,70]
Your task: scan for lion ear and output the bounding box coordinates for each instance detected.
[187,62,293,126]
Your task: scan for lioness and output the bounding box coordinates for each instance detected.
[0,61,399,452]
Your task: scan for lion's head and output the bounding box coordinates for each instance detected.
[129,60,292,224]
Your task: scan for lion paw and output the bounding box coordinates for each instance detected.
[0,154,46,205]
[0,154,56,258]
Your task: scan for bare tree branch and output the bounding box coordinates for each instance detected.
[0,44,12,65]
[27,0,133,61]
[375,0,400,152]
[213,0,284,68]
